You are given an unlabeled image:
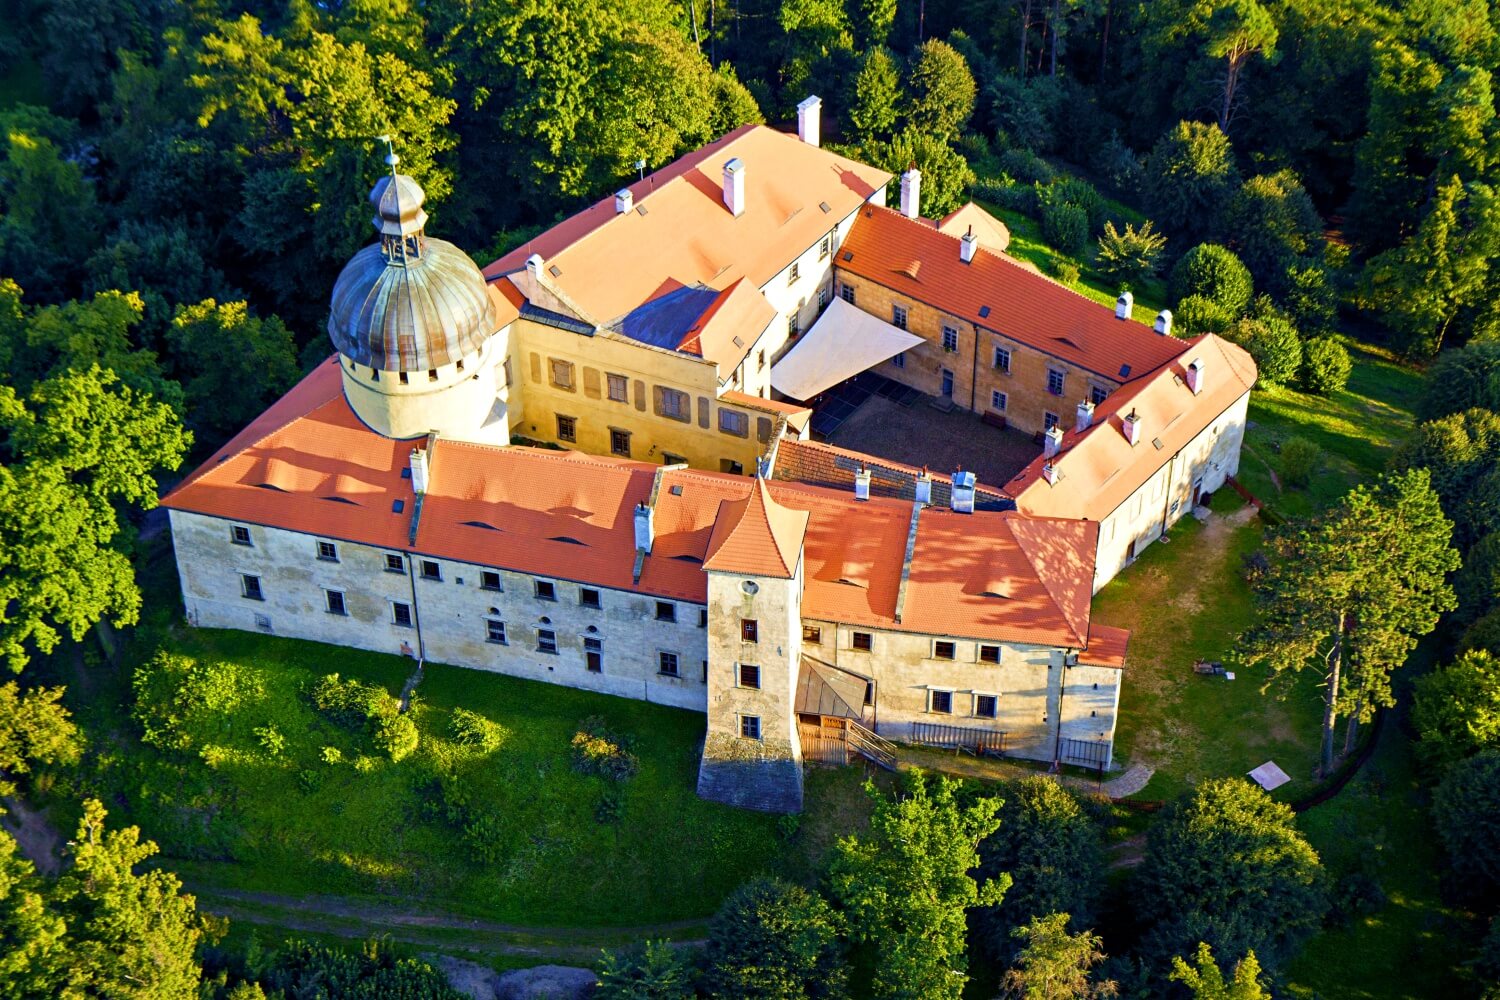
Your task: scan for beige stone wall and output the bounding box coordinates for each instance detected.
[704,566,805,758]
[340,329,512,445]
[1058,663,1122,769]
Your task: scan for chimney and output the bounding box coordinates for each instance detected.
[960,227,977,264]
[914,467,934,505]
[756,454,773,478]
[1186,357,1205,395]
[1044,425,1064,458]
[614,188,633,214]
[1076,400,1095,433]
[723,158,746,217]
[1122,408,1142,447]
[854,466,872,501]
[900,165,921,220]
[1042,462,1060,486]
[796,95,822,147]
[525,253,544,281]
[1154,309,1173,336]
[409,448,430,494]
[1115,291,1133,320]
[634,502,655,553]
[950,469,976,514]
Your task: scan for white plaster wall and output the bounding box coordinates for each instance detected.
[1057,664,1123,769]
[756,208,864,371]
[340,328,512,445]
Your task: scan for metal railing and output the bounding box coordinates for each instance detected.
[1058,737,1110,771]
[910,722,1009,756]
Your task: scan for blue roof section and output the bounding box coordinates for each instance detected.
[616,285,720,350]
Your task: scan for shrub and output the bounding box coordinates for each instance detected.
[1226,316,1302,386]
[132,651,264,753]
[700,879,848,998]
[255,724,285,757]
[1042,200,1089,255]
[462,810,507,863]
[1279,437,1319,488]
[1413,652,1500,768]
[1048,176,1107,233]
[595,786,627,826]
[309,673,417,761]
[320,746,343,765]
[1433,752,1500,902]
[1299,337,1352,395]
[449,708,509,753]
[372,712,418,763]
[1052,258,1081,285]
[1283,263,1339,337]
[999,146,1054,185]
[1170,243,1254,318]
[1175,295,1232,335]
[1096,219,1167,286]
[570,717,639,781]
[596,940,696,1000]
[1092,129,1143,192]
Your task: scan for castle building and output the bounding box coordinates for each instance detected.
[163,109,1256,811]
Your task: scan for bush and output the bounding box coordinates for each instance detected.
[1226,316,1303,386]
[1096,219,1167,286]
[1048,176,1107,233]
[1043,200,1089,255]
[309,673,417,762]
[596,940,696,1000]
[254,938,464,999]
[132,651,263,753]
[1463,607,1500,657]
[1433,752,1500,903]
[372,711,418,763]
[1170,243,1254,318]
[1052,258,1081,285]
[255,724,285,757]
[570,717,639,781]
[1279,437,1319,488]
[1413,652,1500,768]
[999,146,1055,185]
[1092,129,1143,192]
[1299,337,1352,395]
[700,879,848,998]
[1175,295,1232,335]
[449,708,509,752]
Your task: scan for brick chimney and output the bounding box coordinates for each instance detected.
[1076,400,1095,433]
[1115,291,1133,320]
[634,502,655,552]
[854,466,872,501]
[1154,309,1173,336]
[900,166,921,219]
[1186,357,1205,395]
[614,189,633,214]
[797,96,821,147]
[1044,425,1064,458]
[1122,408,1142,446]
[723,158,746,217]
[950,469,976,513]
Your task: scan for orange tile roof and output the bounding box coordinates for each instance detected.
[838,205,1185,382]
[704,478,810,578]
[485,125,890,326]
[678,277,778,375]
[1010,334,1258,522]
[1080,624,1129,670]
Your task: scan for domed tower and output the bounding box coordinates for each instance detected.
[329,145,511,444]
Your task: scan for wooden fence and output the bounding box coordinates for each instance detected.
[909,722,1008,755]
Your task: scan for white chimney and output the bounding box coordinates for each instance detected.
[900,166,921,219]
[409,448,430,495]
[950,469,976,514]
[854,466,872,501]
[914,468,934,505]
[525,253,544,281]
[1115,291,1133,320]
[1154,309,1173,336]
[797,96,822,147]
[723,158,746,217]
[634,502,655,553]
[960,228,977,264]
[1076,400,1095,433]
[1042,462,1060,486]
[1122,408,1142,447]
[615,188,633,214]
[1043,425,1064,458]
[1186,357,1205,395]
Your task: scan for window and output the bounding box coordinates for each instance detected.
[485,619,507,644]
[1047,369,1066,396]
[655,601,676,623]
[929,690,953,714]
[818,285,830,309]
[1091,385,1109,406]
[979,644,1001,664]
[399,371,409,385]
[610,428,631,457]
[802,625,822,644]
[241,575,263,601]
[993,346,1011,372]
[719,408,749,437]
[933,640,956,660]
[699,608,710,628]
[231,525,252,546]
[757,349,766,372]
[974,694,998,718]
[420,560,441,581]
[942,326,958,352]
[741,619,759,643]
[1044,411,1060,431]
[456,358,464,372]
[658,651,680,676]
[840,283,856,305]
[556,414,577,442]
[584,637,603,672]
[663,452,687,466]
[580,588,601,609]
[607,373,628,402]
[657,387,690,421]
[852,631,873,652]
[481,570,502,591]
[325,590,346,615]
[503,358,512,388]
[722,459,745,475]
[819,234,832,259]
[891,352,905,369]
[740,715,762,740]
[384,553,404,573]
[991,390,1008,412]
[537,628,558,654]
[392,602,413,628]
[550,359,574,389]
[788,261,800,284]
[739,663,761,689]
[535,580,556,601]
[788,314,800,338]
[428,368,439,383]
[317,540,338,562]
[892,305,908,330]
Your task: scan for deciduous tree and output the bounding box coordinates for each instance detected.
[1433,752,1500,903]
[1144,122,1240,245]
[849,47,903,145]
[1223,170,1323,295]
[1095,220,1167,287]
[1413,651,1500,768]
[906,39,977,140]
[1170,244,1254,318]
[1168,943,1271,1000]
[999,912,1117,999]
[0,683,79,796]
[1393,408,1500,549]
[1417,340,1500,421]
[700,878,846,999]
[166,299,299,445]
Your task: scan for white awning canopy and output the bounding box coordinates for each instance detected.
[770,298,924,401]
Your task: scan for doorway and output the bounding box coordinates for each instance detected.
[940,368,954,398]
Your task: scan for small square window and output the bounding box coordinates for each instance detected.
[556,414,577,443]
[420,560,441,581]
[580,588,601,609]
[930,690,953,714]
[840,283,856,305]
[535,580,556,601]
[538,628,558,654]
[942,326,958,351]
[933,640,956,660]
[325,590,346,615]
[384,553,404,573]
[787,314,799,338]
[607,373,629,402]
[739,663,761,689]
[1091,385,1109,406]
[974,694,998,718]
[663,452,687,466]
[994,346,1011,372]
[788,261,800,284]
[1047,369,1066,396]
[757,349,766,372]
[1044,411,1060,431]
[399,371,409,385]
[892,305,908,330]
[979,644,1001,664]
[392,602,413,627]
[610,429,631,457]
[991,390,1007,412]
[655,601,676,623]
[740,715,762,740]
[550,359,574,389]
[317,540,338,562]
[231,525,252,546]
[852,631,873,652]
[241,575,263,601]
[481,570,502,591]
[584,637,603,672]
[741,619,759,643]
[428,368,439,383]
[802,625,822,644]
[659,651,680,676]
[721,459,745,475]
[719,408,750,437]
[485,619,507,644]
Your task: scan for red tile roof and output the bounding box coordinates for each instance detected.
[704,478,810,578]
[838,205,1185,382]
[678,277,778,375]
[1080,625,1129,670]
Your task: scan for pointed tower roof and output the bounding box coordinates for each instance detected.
[703,478,810,579]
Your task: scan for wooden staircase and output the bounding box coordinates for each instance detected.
[846,719,897,771]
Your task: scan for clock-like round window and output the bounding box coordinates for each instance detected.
[741,580,760,596]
